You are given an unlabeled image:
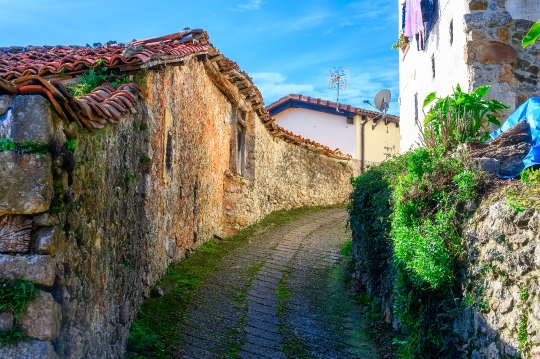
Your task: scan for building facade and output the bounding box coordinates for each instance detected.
[267,94,401,169]
[399,0,540,151]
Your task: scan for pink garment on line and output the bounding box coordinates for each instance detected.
[404,0,424,37]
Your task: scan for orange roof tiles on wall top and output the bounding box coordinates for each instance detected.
[0,29,352,160]
[0,29,209,81]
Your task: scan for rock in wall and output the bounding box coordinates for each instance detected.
[0,58,356,358]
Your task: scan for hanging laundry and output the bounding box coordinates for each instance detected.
[402,2,406,33]
[421,0,439,40]
[404,0,424,37]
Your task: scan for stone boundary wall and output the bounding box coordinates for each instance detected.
[352,187,540,358]
[454,197,540,358]
[0,58,356,358]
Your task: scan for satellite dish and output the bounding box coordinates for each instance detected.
[374,89,391,112]
[371,89,391,130]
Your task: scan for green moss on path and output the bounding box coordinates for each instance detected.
[126,205,344,359]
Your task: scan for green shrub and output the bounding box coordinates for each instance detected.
[348,163,394,298]
[349,143,481,358]
[422,85,509,151]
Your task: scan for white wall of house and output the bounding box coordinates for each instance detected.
[274,108,357,158]
[398,0,469,151]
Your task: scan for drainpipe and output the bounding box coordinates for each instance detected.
[360,115,368,173]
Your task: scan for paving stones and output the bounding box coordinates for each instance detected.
[174,208,379,358]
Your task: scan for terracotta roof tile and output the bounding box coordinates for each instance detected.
[0,29,352,160]
[0,29,209,81]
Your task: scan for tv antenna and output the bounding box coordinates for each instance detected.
[364,89,391,130]
[328,67,348,112]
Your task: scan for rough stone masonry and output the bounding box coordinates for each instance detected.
[0,58,357,358]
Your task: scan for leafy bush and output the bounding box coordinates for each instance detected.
[349,144,482,358]
[422,85,509,151]
[348,163,394,298]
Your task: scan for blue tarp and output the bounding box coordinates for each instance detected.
[490,97,540,175]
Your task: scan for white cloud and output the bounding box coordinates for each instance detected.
[233,0,262,11]
[252,67,400,116]
[251,73,315,103]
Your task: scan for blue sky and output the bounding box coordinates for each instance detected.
[0,0,399,115]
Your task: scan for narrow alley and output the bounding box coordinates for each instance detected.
[174,207,378,359]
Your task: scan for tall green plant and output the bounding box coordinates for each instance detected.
[523,19,540,47]
[423,84,509,151]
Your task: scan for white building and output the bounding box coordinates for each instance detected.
[398,0,540,151]
[267,94,401,169]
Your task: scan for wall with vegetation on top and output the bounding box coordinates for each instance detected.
[349,147,540,359]
[0,57,356,359]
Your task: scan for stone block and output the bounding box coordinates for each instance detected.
[467,41,518,65]
[464,11,512,31]
[0,215,32,253]
[19,290,61,341]
[534,300,540,320]
[33,213,59,227]
[32,226,65,256]
[468,0,488,10]
[532,346,540,359]
[497,27,509,41]
[477,157,501,174]
[0,310,13,331]
[0,339,58,359]
[8,95,55,144]
[0,152,53,216]
[0,254,55,286]
[0,95,12,117]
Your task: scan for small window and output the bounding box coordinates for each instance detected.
[431,55,436,79]
[449,19,453,46]
[165,131,173,171]
[346,117,354,125]
[237,122,246,176]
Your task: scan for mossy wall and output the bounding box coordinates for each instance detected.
[0,57,356,358]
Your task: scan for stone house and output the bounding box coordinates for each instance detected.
[398,0,540,150]
[0,29,357,358]
[267,94,401,170]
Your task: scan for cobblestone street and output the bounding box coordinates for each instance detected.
[174,208,379,359]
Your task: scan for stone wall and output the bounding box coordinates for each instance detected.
[352,181,540,358]
[464,0,540,116]
[0,58,356,358]
[455,196,540,358]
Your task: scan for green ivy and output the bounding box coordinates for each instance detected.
[349,144,482,358]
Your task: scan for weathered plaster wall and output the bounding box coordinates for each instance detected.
[0,58,356,358]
